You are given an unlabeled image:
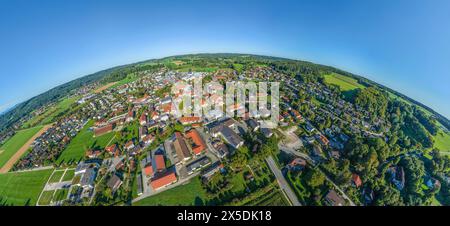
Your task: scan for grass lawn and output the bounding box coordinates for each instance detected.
[48,170,65,183]
[133,177,208,206]
[324,73,365,91]
[0,126,43,169]
[38,190,54,205]
[56,120,115,165]
[109,73,140,89]
[230,171,247,193]
[62,169,75,181]
[0,169,53,206]
[434,131,450,152]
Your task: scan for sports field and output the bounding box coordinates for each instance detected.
[0,126,43,169]
[56,120,115,164]
[324,73,365,91]
[0,169,53,206]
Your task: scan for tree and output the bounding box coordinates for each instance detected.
[305,170,325,188]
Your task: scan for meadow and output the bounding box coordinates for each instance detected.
[133,177,208,206]
[0,169,53,206]
[434,131,450,152]
[56,120,115,165]
[0,126,43,168]
[22,96,79,128]
[323,73,366,91]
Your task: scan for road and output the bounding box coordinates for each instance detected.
[278,141,356,206]
[265,156,302,206]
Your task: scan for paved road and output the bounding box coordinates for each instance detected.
[266,156,302,206]
[278,143,315,164]
[278,142,356,206]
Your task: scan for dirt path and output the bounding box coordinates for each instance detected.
[93,82,117,93]
[0,124,52,173]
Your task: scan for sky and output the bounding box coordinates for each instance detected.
[0,0,449,118]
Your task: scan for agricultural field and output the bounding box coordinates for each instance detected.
[22,96,79,128]
[323,73,366,91]
[133,177,209,206]
[434,131,450,152]
[0,169,53,206]
[56,120,115,165]
[240,185,290,206]
[0,126,43,169]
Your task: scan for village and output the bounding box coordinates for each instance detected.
[5,62,442,207]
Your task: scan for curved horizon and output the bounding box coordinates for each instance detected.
[1,0,450,119]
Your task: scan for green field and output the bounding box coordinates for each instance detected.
[133,177,208,206]
[109,73,140,89]
[56,120,115,165]
[23,96,79,128]
[0,169,53,206]
[324,73,365,91]
[48,170,65,183]
[434,131,450,152]
[62,169,75,181]
[0,126,43,169]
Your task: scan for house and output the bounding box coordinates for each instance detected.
[142,134,154,146]
[261,127,273,138]
[126,110,135,122]
[150,170,177,190]
[218,126,244,149]
[246,119,260,132]
[388,166,405,190]
[179,116,202,125]
[139,126,148,140]
[93,123,113,137]
[201,161,222,181]
[124,140,135,151]
[78,167,97,189]
[173,132,192,162]
[185,129,206,155]
[139,113,147,126]
[105,144,118,154]
[153,154,166,173]
[426,177,441,189]
[107,174,123,193]
[287,158,307,171]
[316,134,329,146]
[141,153,153,177]
[324,190,345,206]
[85,149,102,158]
[329,150,341,159]
[186,156,211,175]
[214,142,229,159]
[305,122,315,133]
[352,173,362,188]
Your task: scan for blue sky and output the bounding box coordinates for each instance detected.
[1,0,449,118]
